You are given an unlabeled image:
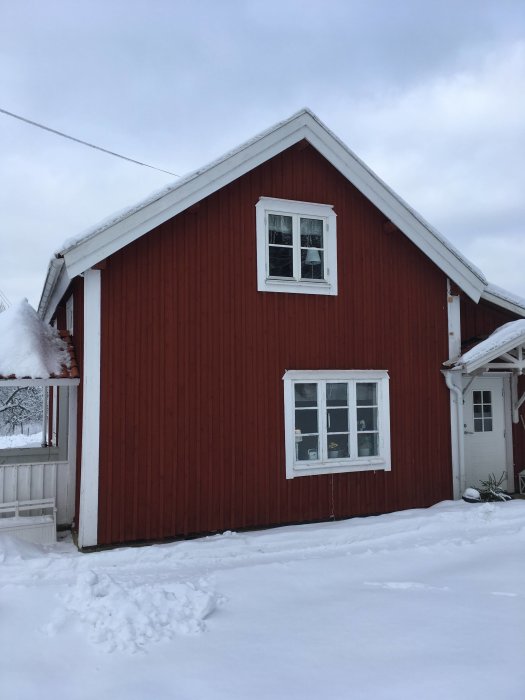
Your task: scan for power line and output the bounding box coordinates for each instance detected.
[0,107,179,178]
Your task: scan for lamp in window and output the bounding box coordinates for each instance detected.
[304,249,321,265]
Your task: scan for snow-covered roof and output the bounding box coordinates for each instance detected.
[453,318,525,373]
[480,283,525,318]
[39,108,490,320]
[0,300,78,381]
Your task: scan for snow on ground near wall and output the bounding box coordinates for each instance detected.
[1,500,524,700]
[0,299,68,378]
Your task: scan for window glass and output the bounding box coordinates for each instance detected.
[358,432,379,457]
[269,246,293,277]
[357,383,377,406]
[295,383,319,461]
[0,386,45,449]
[284,371,390,477]
[268,215,293,245]
[473,390,492,433]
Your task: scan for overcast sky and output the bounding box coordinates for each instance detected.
[1,0,524,307]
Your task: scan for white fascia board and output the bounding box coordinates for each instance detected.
[61,109,485,300]
[38,258,67,321]
[303,125,485,301]
[481,289,525,318]
[41,261,70,324]
[63,118,313,278]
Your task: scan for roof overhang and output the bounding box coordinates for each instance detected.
[449,320,525,374]
[38,257,70,323]
[480,284,525,318]
[48,109,486,304]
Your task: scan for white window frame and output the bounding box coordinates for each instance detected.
[66,295,74,335]
[283,370,391,478]
[256,197,337,295]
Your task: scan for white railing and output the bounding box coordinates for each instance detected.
[0,461,74,526]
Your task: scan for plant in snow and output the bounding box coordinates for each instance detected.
[477,472,512,502]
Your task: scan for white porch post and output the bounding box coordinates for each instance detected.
[444,370,465,499]
[446,279,464,499]
[447,279,461,361]
[66,384,78,526]
[78,268,101,548]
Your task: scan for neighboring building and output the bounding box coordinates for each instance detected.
[7,109,525,549]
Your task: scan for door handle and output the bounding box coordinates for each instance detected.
[464,430,474,434]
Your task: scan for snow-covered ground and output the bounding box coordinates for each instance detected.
[0,430,42,448]
[1,500,524,700]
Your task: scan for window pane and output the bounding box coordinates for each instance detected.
[269,246,293,277]
[356,383,377,406]
[268,214,293,245]
[356,407,377,431]
[326,383,347,406]
[358,433,378,457]
[0,386,45,448]
[295,383,317,408]
[473,391,482,404]
[327,435,349,459]
[300,218,323,247]
[482,391,491,403]
[484,418,493,432]
[474,418,483,432]
[482,404,492,417]
[473,405,482,418]
[296,435,319,461]
[300,249,324,280]
[327,408,348,432]
[295,409,318,434]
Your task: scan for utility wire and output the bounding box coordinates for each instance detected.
[0,107,179,178]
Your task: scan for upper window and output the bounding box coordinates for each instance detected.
[283,370,391,478]
[256,197,337,295]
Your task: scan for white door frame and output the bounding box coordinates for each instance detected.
[462,372,514,494]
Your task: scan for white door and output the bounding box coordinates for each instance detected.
[463,376,509,491]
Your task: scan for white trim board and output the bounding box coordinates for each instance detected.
[42,109,486,306]
[78,268,101,549]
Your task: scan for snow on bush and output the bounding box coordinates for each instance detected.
[50,570,220,653]
[0,299,69,378]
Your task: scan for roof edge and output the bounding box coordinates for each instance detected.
[481,284,525,318]
[55,108,486,300]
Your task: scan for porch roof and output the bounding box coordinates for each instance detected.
[0,300,79,384]
[451,319,525,374]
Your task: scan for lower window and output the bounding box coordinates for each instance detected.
[283,370,391,478]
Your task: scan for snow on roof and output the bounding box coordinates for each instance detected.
[454,318,525,370]
[0,299,71,379]
[57,111,307,257]
[481,283,525,317]
[55,110,485,286]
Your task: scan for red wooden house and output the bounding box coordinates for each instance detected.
[32,109,525,549]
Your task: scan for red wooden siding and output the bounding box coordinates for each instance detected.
[460,295,521,345]
[97,143,452,546]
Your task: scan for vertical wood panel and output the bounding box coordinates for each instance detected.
[98,143,452,545]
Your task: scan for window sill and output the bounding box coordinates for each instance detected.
[0,447,62,466]
[260,278,335,296]
[289,457,390,479]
